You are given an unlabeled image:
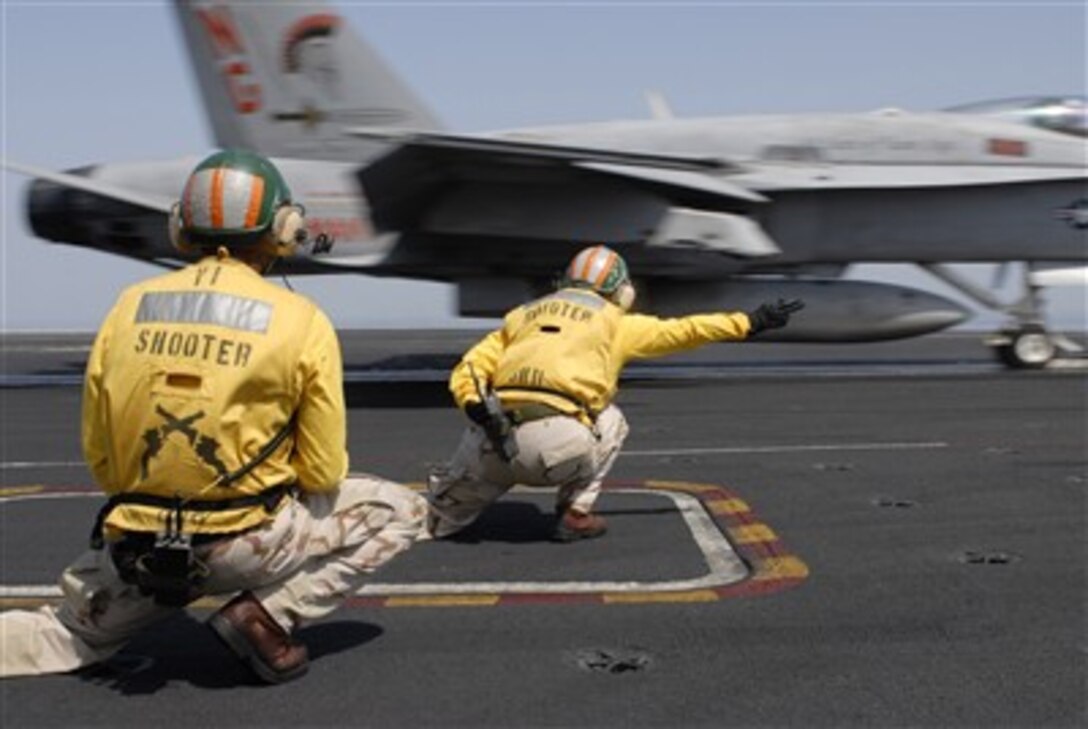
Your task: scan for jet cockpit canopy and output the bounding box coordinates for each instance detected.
[945,96,1088,137]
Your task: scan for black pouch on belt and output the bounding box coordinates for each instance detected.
[132,533,210,607]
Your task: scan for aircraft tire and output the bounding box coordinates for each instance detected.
[994,327,1056,369]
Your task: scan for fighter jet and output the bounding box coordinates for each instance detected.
[10,1,1088,368]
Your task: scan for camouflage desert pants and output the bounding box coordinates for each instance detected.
[0,475,426,677]
[427,404,629,538]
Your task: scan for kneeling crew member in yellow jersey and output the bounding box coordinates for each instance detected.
[428,245,803,542]
[0,150,426,684]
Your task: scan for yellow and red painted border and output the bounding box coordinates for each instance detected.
[345,478,808,608]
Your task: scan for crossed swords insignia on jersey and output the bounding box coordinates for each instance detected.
[140,405,228,480]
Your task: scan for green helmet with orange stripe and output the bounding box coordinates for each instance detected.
[560,245,636,310]
[169,149,306,256]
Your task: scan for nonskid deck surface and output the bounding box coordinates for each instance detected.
[0,331,1084,727]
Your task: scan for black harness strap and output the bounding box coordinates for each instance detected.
[216,412,298,488]
[89,483,294,550]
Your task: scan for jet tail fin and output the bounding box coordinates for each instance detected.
[173,1,441,161]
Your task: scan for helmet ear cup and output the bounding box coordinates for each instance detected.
[613,281,636,311]
[168,202,196,254]
[270,204,306,256]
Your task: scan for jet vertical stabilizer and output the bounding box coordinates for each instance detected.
[173,1,441,161]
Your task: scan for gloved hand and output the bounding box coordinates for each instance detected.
[464,401,490,426]
[747,298,805,335]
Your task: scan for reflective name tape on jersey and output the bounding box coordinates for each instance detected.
[136,291,272,333]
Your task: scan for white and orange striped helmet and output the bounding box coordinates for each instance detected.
[169,149,305,256]
[561,245,636,310]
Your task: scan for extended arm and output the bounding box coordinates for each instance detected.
[616,311,752,362]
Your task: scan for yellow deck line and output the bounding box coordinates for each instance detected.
[0,485,46,498]
[0,597,58,609]
[385,594,501,608]
[603,589,720,604]
[644,480,720,493]
[707,497,750,515]
[729,524,778,544]
[754,556,810,580]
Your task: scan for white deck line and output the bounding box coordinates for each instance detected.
[623,441,948,457]
[0,488,747,597]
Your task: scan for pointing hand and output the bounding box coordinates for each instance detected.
[747,298,805,335]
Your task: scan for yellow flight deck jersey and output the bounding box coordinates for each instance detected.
[82,254,348,537]
[450,288,752,421]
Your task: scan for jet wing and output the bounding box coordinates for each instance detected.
[573,161,766,203]
[3,159,187,268]
[346,128,742,173]
[353,131,777,257]
[2,160,175,213]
